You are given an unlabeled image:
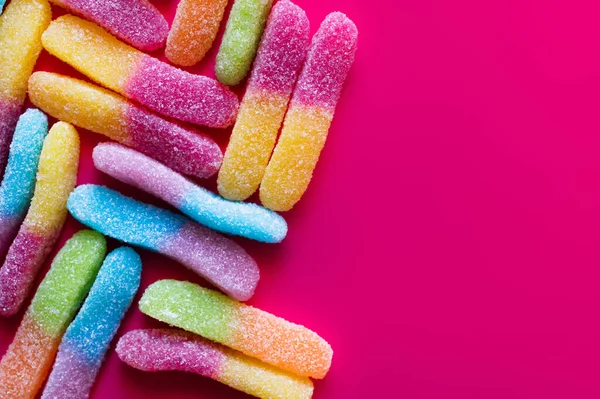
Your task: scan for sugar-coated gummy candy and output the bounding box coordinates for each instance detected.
[166,0,229,66]
[48,0,168,51]
[42,15,239,128]
[218,0,309,201]
[0,231,106,399]
[140,280,333,379]
[68,185,259,301]
[93,143,287,243]
[0,122,80,316]
[215,0,274,86]
[42,247,141,399]
[260,13,358,211]
[0,109,48,255]
[0,0,51,176]
[117,329,314,399]
[28,72,223,179]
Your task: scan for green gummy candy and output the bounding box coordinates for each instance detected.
[139,279,236,343]
[215,0,273,85]
[30,230,107,335]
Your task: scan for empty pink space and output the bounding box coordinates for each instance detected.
[2,0,600,398]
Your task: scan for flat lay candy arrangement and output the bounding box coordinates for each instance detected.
[0,0,357,397]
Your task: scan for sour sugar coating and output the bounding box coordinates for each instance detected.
[218,0,309,201]
[117,329,314,399]
[28,72,222,179]
[0,0,51,175]
[42,15,239,128]
[48,0,168,51]
[215,0,274,86]
[0,122,80,316]
[0,231,107,399]
[140,280,333,379]
[0,110,48,255]
[93,143,287,243]
[260,13,358,211]
[67,185,259,301]
[42,247,141,399]
[166,0,229,66]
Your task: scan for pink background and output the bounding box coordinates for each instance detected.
[3,0,600,398]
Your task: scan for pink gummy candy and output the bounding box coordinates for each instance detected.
[117,329,314,399]
[48,0,168,51]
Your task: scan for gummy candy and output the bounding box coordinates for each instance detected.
[68,185,259,301]
[93,143,287,243]
[140,280,332,379]
[28,72,223,179]
[48,0,168,51]
[42,15,239,128]
[0,109,48,255]
[215,0,273,85]
[0,0,51,175]
[166,0,229,66]
[0,230,106,399]
[42,247,141,399]
[117,328,314,399]
[0,122,79,316]
[260,12,358,211]
[218,0,309,201]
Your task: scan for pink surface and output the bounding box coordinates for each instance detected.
[3,0,600,398]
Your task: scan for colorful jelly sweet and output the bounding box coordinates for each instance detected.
[260,12,358,211]
[0,230,106,399]
[0,109,48,255]
[28,72,223,179]
[218,0,310,201]
[166,0,229,66]
[93,143,287,243]
[42,247,141,399]
[0,0,51,175]
[42,15,239,128]
[140,280,333,379]
[215,0,273,85]
[0,122,79,316]
[117,329,314,399]
[48,0,168,51]
[67,185,259,301]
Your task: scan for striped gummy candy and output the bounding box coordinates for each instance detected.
[215,0,274,86]
[42,15,239,128]
[0,122,80,316]
[28,72,223,179]
[42,247,141,399]
[67,185,259,301]
[47,0,168,51]
[139,280,333,379]
[93,143,287,243]
[0,230,106,399]
[218,0,310,201]
[166,0,229,66]
[0,0,51,175]
[117,328,314,399]
[0,109,48,255]
[260,12,358,211]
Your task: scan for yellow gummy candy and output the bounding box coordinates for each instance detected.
[0,0,51,102]
[25,122,80,235]
[260,106,333,211]
[218,92,289,201]
[28,72,131,144]
[41,15,141,93]
[219,351,314,399]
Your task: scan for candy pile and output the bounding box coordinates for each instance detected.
[0,0,357,397]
